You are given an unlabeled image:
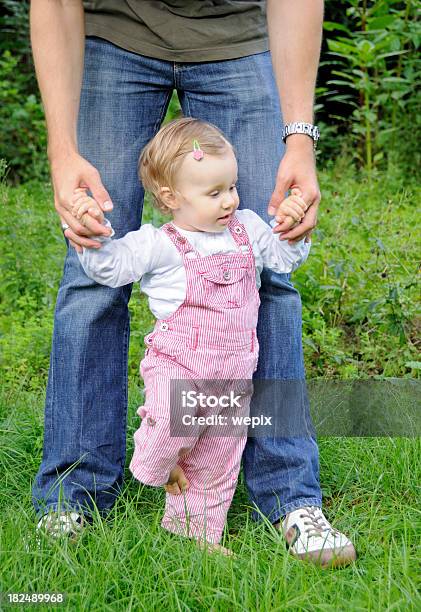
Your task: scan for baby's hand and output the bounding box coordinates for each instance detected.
[71,187,105,226]
[273,187,308,228]
[164,465,189,495]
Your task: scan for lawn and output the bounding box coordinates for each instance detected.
[0,161,420,610]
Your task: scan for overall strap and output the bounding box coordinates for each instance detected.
[227,214,253,253]
[161,222,199,257]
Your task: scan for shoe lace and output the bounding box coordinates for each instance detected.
[299,506,338,539]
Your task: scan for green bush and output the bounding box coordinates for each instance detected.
[318,0,420,174]
[0,50,48,184]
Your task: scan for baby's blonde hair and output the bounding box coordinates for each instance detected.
[138,117,235,215]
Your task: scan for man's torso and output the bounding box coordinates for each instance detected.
[83,0,268,62]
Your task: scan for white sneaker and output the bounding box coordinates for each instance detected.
[36,511,86,542]
[281,506,356,568]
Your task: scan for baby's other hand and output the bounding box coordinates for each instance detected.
[71,187,105,225]
[164,465,189,495]
[270,187,308,234]
[274,187,308,225]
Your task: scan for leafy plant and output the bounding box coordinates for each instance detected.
[319,0,420,173]
[0,50,48,183]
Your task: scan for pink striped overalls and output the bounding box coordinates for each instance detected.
[129,214,260,544]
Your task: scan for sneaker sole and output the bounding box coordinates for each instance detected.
[290,543,357,568]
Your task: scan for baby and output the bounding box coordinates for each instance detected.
[72,117,310,554]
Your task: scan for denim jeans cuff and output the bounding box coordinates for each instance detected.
[33,500,98,522]
[251,496,322,525]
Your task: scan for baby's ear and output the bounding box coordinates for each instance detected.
[159,186,179,210]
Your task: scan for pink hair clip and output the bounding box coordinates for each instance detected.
[192,139,204,161]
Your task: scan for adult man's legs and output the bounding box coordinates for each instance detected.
[176,50,322,524]
[32,37,175,520]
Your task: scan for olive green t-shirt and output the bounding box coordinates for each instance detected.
[83,1,268,62]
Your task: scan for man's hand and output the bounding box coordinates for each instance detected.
[268,137,321,244]
[50,150,114,253]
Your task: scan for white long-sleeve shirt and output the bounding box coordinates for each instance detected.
[78,209,311,320]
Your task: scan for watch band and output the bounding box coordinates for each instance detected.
[282,122,320,149]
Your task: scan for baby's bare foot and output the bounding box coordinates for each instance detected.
[164,465,189,495]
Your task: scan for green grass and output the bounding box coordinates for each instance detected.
[1,395,420,610]
[0,161,420,609]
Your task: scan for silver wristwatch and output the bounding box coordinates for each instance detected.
[282,122,320,149]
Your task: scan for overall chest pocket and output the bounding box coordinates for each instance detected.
[200,266,250,309]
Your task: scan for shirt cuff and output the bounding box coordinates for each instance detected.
[269,218,310,247]
[91,218,115,243]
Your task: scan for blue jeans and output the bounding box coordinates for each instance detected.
[32,37,321,523]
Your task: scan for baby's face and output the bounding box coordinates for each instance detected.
[170,147,239,232]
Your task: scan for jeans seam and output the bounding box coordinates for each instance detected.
[45,349,54,438]
[173,62,179,89]
[120,308,130,474]
[155,90,173,134]
[79,323,87,462]
[183,90,192,117]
